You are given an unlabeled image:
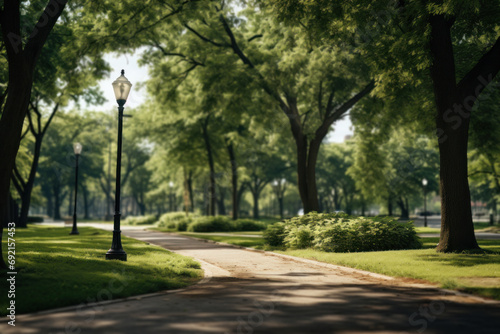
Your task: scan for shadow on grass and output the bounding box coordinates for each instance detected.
[418,253,500,267]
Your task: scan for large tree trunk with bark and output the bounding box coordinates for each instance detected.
[0,0,68,268]
[428,15,490,252]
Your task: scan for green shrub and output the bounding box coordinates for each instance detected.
[176,220,189,231]
[187,216,233,232]
[263,223,286,246]
[271,212,421,252]
[284,225,314,249]
[158,212,197,230]
[123,215,157,225]
[232,219,266,231]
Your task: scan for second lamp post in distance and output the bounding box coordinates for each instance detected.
[106,70,132,261]
[422,178,428,228]
[70,143,82,235]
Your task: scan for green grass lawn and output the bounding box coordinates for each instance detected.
[415,227,441,233]
[181,232,500,300]
[0,226,202,315]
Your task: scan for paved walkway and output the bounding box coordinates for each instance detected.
[2,228,500,334]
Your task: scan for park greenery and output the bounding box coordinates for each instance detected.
[0,225,202,315]
[1,0,500,274]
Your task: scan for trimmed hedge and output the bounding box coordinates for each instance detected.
[232,219,266,231]
[186,216,267,232]
[264,212,421,252]
[188,216,233,232]
[158,212,197,231]
[123,215,157,225]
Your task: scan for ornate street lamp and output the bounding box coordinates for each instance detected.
[70,143,82,235]
[106,70,132,261]
[422,178,428,228]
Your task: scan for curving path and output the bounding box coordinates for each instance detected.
[2,227,499,334]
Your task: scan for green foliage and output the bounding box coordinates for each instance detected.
[232,219,266,231]
[158,212,197,231]
[187,216,233,232]
[186,216,266,232]
[271,212,421,252]
[313,218,422,252]
[123,215,157,226]
[263,222,286,246]
[0,226,202,315]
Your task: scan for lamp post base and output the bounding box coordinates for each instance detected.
[70,214,79,235]
[106,229,127,261]
[105,249,127,261]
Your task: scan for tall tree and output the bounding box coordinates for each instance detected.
[0,0,68,268]
[271,0,500,252]
[164,3,374,212]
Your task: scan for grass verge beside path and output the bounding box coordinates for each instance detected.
[181,233,500,300]
[0,226,202,315]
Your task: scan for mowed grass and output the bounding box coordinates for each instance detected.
[282,237,500,300]
[0,226,202,315]
[182,232,500,300]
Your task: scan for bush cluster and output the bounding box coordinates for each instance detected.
[158,212,197,231]
[154,213,267,232]
[264,212,421,252]
[187,216,266,232]
[123,215,157,226]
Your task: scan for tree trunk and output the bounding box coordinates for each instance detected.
[0,0,68,270]
[217,186,226,216]
[278,197,284,219]
[0,71,33,269]
[252,190,259,219]
[236,184,246,218]
[397,197,409,220]
[227,142,239,220]
[387,196,393,216]
[293,132,320,213]
[183,168,192,215]
[429,15,480,252]
[201,117,216,216]
[17,193,29,228]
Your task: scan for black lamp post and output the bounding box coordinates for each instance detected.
[106,70,132,261]
[422,178,428,227]
[70,142,82,235]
